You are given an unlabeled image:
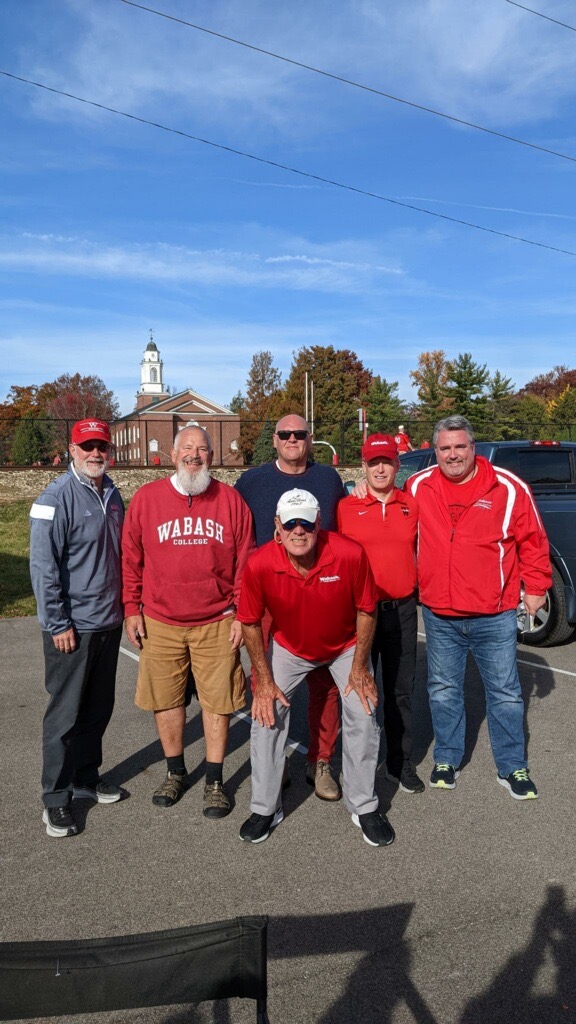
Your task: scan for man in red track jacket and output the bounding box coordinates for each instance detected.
[406,415,551,801]
[122,426,254,819]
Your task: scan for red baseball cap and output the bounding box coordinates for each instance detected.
[361,433,399,461]
[71,419,112,445]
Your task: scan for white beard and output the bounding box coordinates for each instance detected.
[176,463,211,495]
[74,460,108,483]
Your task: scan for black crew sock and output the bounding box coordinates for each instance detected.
[166,755,186,776]
[205,762,223,785]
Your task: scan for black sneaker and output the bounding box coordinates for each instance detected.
[203,781,231,819]
[152,771,186,807]
[73,782,121,804]
[352,810,395,847]
[497,769,538,800]
[239,807,284,844]
[429,764,460,789]
[43,806,78,838]
[384,762,425,794]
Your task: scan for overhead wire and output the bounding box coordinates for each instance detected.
[116,0,576,165]
[2,69,575,257]
[504,0,576,32]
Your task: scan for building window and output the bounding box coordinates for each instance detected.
[150,368,158,383]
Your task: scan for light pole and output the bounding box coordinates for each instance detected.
[304,368,315,435]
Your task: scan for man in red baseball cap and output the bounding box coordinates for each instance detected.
[30,418,124,838]
[337,434,423,794]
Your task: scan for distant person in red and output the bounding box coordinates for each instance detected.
[394,425,414,453]
[421,439,431,449]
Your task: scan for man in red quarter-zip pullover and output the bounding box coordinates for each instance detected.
[122,426,254,820]
[337,434,423,796]
[406,415,551,801]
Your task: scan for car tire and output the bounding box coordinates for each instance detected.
[518,563,575,647]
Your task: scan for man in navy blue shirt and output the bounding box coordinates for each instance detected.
[235,414,345,800]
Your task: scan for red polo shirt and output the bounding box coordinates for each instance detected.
[337,488,418,601]
[237,531,377,662]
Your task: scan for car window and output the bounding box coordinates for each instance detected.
[396,450,435,487]
[517,449,572,485]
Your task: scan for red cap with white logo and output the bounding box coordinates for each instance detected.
[361,434,399,461]
[71,419,112,444]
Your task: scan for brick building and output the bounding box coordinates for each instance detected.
[112,338,242,466]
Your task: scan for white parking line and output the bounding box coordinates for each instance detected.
[119,645,309,753]
[517,658,576,678]
[120,645,139,662]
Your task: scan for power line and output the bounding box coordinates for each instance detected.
[505,0,576,32]
[2,69,576,257]
[116,0,576,165]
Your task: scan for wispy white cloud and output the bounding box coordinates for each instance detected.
[391,196,576,222]
[13,0,576,138]
[0,231,405,293]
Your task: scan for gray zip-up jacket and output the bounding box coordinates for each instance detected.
[29,465,124,635]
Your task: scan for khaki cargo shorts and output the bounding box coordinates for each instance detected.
[135,614,246,715]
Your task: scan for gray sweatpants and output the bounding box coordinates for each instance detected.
[250,639,380,817]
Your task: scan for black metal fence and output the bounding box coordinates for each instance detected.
[0,416,574,468]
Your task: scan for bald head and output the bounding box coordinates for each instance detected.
[273,413,312,474]
[173,426,212,454]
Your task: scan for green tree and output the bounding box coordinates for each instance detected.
[252,420,275,464]
[228,390,246,413]
[364,376,405,434]
[485,370,517,438]
[281,345,372,461]
[547,386,576,440]
[11,416,47,464]
[513,394,549,440]
[445,353,490,426]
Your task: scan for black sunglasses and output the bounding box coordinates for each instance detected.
[280,518,316,532]
[276,430,309,441]
[76,441,111,453]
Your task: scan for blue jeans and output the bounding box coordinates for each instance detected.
[422,607,527,776]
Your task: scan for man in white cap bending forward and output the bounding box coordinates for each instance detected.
[236,488,395,848]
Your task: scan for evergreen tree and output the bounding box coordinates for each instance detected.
[364,377,405,434]
[252,420,275,464]
[11,416,47,464]
[485,370,517,437]
[228,390,246,413]
[445,353,490,427]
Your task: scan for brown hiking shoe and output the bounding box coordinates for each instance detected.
[306,760,341,801]
[203,781,231,819]
[152,771,186,807]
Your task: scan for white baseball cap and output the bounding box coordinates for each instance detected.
[276,489,320,524]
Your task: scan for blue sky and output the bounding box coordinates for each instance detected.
[1,0,576,416]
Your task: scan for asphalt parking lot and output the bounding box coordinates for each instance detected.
[1,615,575,1024]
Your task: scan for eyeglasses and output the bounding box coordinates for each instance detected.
[276,430,309,441]
[76,441,111,453]
[280,518,316,532]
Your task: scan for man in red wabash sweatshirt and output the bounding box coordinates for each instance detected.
[122,426,254,819]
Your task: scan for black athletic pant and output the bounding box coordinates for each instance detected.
[41,627,121,807]
[371,597,417,775]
